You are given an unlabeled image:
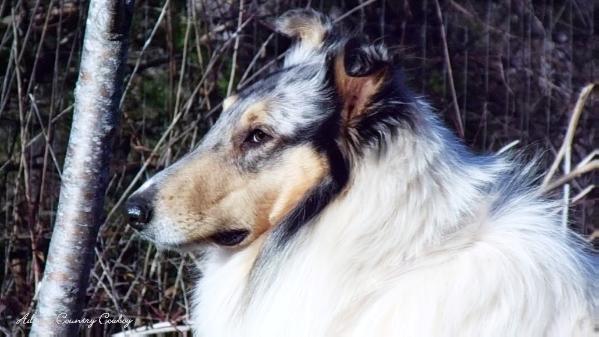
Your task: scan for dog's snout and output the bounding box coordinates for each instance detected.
[124,193,154,230]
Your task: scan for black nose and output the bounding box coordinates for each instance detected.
[124,194,153,230]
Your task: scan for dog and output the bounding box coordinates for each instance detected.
[125,9,597,337]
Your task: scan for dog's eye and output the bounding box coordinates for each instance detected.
[245,129,271,145]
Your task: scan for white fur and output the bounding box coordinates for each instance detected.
[190,103,597,336]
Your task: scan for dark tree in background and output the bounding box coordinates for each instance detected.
[0,0,596,335]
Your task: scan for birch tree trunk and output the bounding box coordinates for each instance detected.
[30,1,134,336]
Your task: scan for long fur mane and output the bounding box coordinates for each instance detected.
[191,98,597,337]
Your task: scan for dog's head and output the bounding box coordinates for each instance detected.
[125,9,414,250]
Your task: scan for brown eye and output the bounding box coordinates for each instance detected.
[245,129,271,145]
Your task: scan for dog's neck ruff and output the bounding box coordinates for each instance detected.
[191,101,595,337]
[258,99,495,263]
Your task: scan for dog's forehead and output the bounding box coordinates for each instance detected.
[200,63,330,148]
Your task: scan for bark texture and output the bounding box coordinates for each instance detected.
[29,1,134,336]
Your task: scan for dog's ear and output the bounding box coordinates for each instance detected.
[334,38,391,125]
[276,9,332,66]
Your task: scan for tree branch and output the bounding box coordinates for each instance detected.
[30,1,134,336]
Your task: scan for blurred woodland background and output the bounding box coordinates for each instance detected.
[0,0,597,335]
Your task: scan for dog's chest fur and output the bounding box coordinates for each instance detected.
[192,227,592,337]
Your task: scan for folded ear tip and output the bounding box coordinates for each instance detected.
[278,8,322,20]
[276,8,326,24]
[343,38,390,77]
[275,8,331,40]
[344,50,370,76]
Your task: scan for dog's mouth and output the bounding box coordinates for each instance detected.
[133,224,251,251]
[209,229,250,246]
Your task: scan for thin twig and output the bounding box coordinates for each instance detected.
[433,0,464,138]
[571,185,594,204]
[226,0,245,96]
[542,83,595,186]
[120,0,171,108]
[542,160,599,192]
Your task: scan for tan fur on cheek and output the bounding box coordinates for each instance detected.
[214,188,257,230]
[254,190,278,236]
[148,144,328,247]
[267,146,329,226]
[155,154,244,241]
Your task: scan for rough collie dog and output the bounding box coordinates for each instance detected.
[125,9,597,337]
